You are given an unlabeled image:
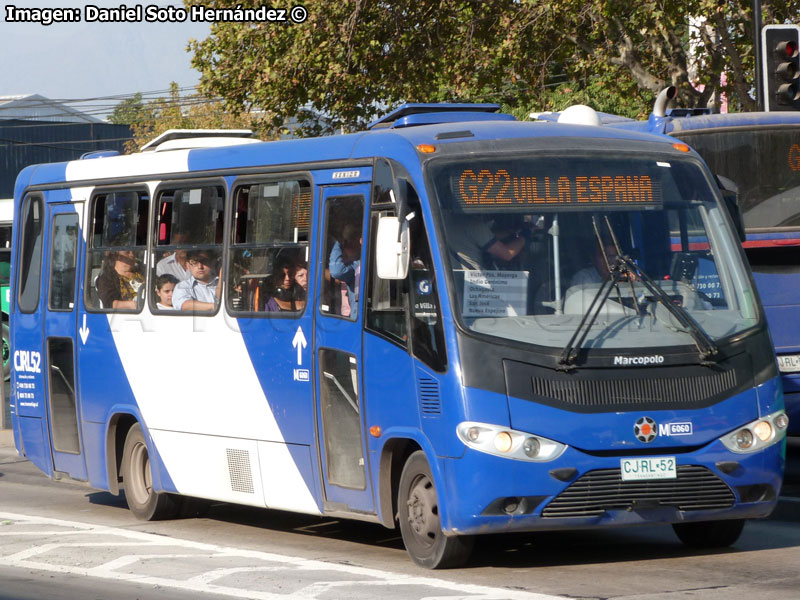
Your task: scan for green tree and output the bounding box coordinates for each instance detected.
[188,0,558,136]
[108,92,149,125]
[540,0,799,112]
[188,1,800,136]
[124,83,264,154]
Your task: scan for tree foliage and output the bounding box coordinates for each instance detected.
[187,1,800,136]
[108,92,147,125]
[123,83,264,153]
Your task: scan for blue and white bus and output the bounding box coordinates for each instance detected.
[589,90,800,436]
[10,104,787,568]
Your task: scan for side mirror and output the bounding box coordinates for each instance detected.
[716,175,745,243]
[376,216,410,280]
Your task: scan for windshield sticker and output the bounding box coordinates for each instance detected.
[463,270,528,317]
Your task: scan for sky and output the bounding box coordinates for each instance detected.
[0,1,211,118]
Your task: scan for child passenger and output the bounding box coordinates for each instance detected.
[155,274,178,310]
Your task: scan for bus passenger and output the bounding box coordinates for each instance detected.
[156,233,190,280]
[295,261,308,292]
[264,256,305,312]
[329,223,361,316]
[155,274,178,310]
[156,249,189,281]
[449,214,527,271]
[96,249,143,310]
[172,249,220,312]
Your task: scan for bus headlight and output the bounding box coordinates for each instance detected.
[457,422,567,462]
[721,410,788,454]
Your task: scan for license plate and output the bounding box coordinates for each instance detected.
[778,354,800,373]
[620,456,677,481]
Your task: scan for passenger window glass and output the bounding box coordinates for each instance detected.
[153,184,225,313]
[408,209,447,371]
[85,191,148,312]
[321,196,364,319]
[18,195,43,313]
[366,209,408,345]
[228,179,311,314]
[48,213,80,311]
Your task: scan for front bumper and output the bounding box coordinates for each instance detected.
[439,437,784,535]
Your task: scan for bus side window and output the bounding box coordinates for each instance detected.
[151,184,226,313]
[17,194,43,313]
[321,196,364,320]
[366,209,408,346]
[227,178,311,315]
[48,214,80,311]
[407,210,447,372]
[85,190,148,312]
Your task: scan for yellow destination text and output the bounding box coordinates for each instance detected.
[458,169,656,207]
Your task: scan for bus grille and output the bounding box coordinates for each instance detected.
[541,465,735,518]
[531,369,737,409]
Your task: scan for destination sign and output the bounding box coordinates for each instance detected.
[456,168,662,211]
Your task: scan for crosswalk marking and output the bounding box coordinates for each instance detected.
[0,512,563,600]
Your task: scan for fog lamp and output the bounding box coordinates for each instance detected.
[753,420,773,442]
[522,437,541,458]
[466,427,481,442]
[774,413,790,430]
[494,431,513,453]
[735,428,754,449]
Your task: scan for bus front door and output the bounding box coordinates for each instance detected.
[42,202,86,481]
[314,185,375,514]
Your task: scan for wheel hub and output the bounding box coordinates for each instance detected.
[406,475,437,542]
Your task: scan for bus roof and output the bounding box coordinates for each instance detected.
[15,116,683,192]
[662,111,800,134]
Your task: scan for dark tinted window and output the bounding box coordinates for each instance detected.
[18,195,43,313]
[49,213,80,311]
[678,127,800,230]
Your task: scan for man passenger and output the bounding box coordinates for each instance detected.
[172,249,220,311]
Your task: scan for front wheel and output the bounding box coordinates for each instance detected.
[397,451,474,569]
[672,519,745,548]
[121,423,181,520]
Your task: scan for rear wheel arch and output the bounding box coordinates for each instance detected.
[105,413,137,495]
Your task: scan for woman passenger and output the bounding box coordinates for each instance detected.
[96,249,144,309]
[264,256,306,312]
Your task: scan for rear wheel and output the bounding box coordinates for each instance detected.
[672,519,745,548]
[397,451,474,569]
[121,423,181,520]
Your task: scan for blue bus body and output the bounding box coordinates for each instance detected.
[9,106,787,567]
[602,110,800,434]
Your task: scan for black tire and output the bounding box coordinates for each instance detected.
[121,423,181,520]
[672,519,745,548]
[397,451,474,569]
[2,322,10,381]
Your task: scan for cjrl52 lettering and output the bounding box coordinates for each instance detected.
[14,350,42,374]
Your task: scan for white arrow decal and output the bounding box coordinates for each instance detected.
[291,326,307,366]
[79,314,90,345]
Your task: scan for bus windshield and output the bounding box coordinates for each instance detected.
[677,127,800,231]
[430,153,759,352]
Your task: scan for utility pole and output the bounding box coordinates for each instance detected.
[754,0,764,111]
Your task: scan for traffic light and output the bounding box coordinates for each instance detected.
[763,24,800,111]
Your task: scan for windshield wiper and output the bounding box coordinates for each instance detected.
[617,255,719,365]
[558,255,630,371]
